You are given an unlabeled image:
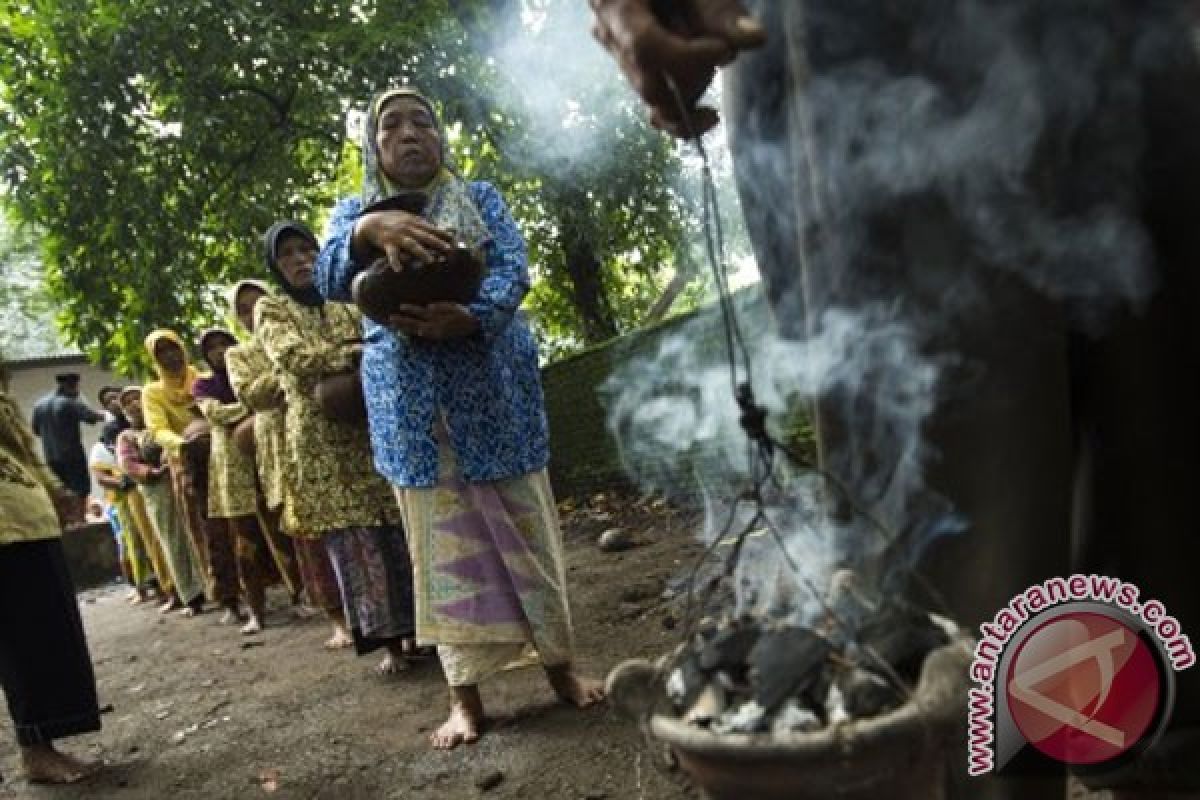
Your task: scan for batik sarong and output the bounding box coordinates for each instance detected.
[324,525,415,655]
[394,443,574,686]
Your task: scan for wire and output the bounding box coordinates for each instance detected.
[661,75,931,702]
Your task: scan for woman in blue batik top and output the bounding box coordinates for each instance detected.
[315,88,604,750]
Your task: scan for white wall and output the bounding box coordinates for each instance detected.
[4,356,133,499]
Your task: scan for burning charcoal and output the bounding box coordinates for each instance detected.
[856,604,950,683]
[684,684,727,727]
[749,627,833,712]
[666,651,707,710]
[697,623,760,673]
[836,665,903,719]
[770,699,821,735]
[714,669,754,702]
[825,684,850,727]
[711,700,768,735]
[666,668,687,706]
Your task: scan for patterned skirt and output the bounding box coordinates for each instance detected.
[394,441,575,687]
[324,525,415,655]
[292,535,342,614]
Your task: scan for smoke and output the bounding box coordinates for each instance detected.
[603,302,961,623]
[602,0,1193,624]
[486,0,646,177]
[791,0,1174,327]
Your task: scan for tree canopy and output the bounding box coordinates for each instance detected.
[0,0,745,372]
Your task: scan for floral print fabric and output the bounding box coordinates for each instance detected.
[254,293,399,535]
[225,339,289,512]
[314,181,549,489]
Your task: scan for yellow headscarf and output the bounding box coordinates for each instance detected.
[144,329,200,408]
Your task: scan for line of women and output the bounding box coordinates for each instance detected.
[82,87,600,758]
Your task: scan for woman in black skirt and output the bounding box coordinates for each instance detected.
[0,365,102,784]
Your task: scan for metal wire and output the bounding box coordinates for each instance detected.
[663,77,919,699]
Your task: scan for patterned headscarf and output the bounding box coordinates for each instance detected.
[361,88,491,252]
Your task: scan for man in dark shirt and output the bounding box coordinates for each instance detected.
[30,374,103,499]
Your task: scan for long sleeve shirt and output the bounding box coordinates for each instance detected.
[254,295,398,534]
[192,387,256,519]
[30,390,103,464]
[1,391,63,545]
[226,339,289,511]
[314,180,549,488]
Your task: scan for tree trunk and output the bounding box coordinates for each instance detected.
[561,220,620,343]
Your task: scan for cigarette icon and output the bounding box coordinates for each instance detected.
[1008,628,1128,749]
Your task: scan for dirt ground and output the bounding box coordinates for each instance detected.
[0,490,1115,800]
[0,492,708,800]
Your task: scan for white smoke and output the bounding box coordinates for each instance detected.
[487,0,647,175]
[604,304,956,622]
[601,1,1190,625]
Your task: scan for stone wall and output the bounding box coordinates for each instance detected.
[542,288,772,499]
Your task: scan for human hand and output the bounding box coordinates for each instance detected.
[51,489,83,529]
[388,303,481,340]
[590,0,765,136]
[354,210,455,269]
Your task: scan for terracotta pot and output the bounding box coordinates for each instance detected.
[232,415,256,457]
[314,369,367,425]
[611,640,972,800]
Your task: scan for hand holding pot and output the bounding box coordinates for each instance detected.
[389,303,480,340]
[353,210,456,269]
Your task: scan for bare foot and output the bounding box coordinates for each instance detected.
[546,665,606,708]
[377,641,411,675]
[159,596,183,615]
[20,744,101,785]
[219,608,245,626]
[376,653,409,675]
[324,625,353,650]
[430,704,482,750]
[240,615,263,635]
[291,603,319,620]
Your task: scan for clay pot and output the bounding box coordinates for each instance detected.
[314,369,367,425]
[232,415,256,457]
[609,640,972,800]
[351,191,484,325]
[352,247,484,325]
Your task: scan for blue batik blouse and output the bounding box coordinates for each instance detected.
[314,181,550,488]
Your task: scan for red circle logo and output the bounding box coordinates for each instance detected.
[1006,612,1162,765]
